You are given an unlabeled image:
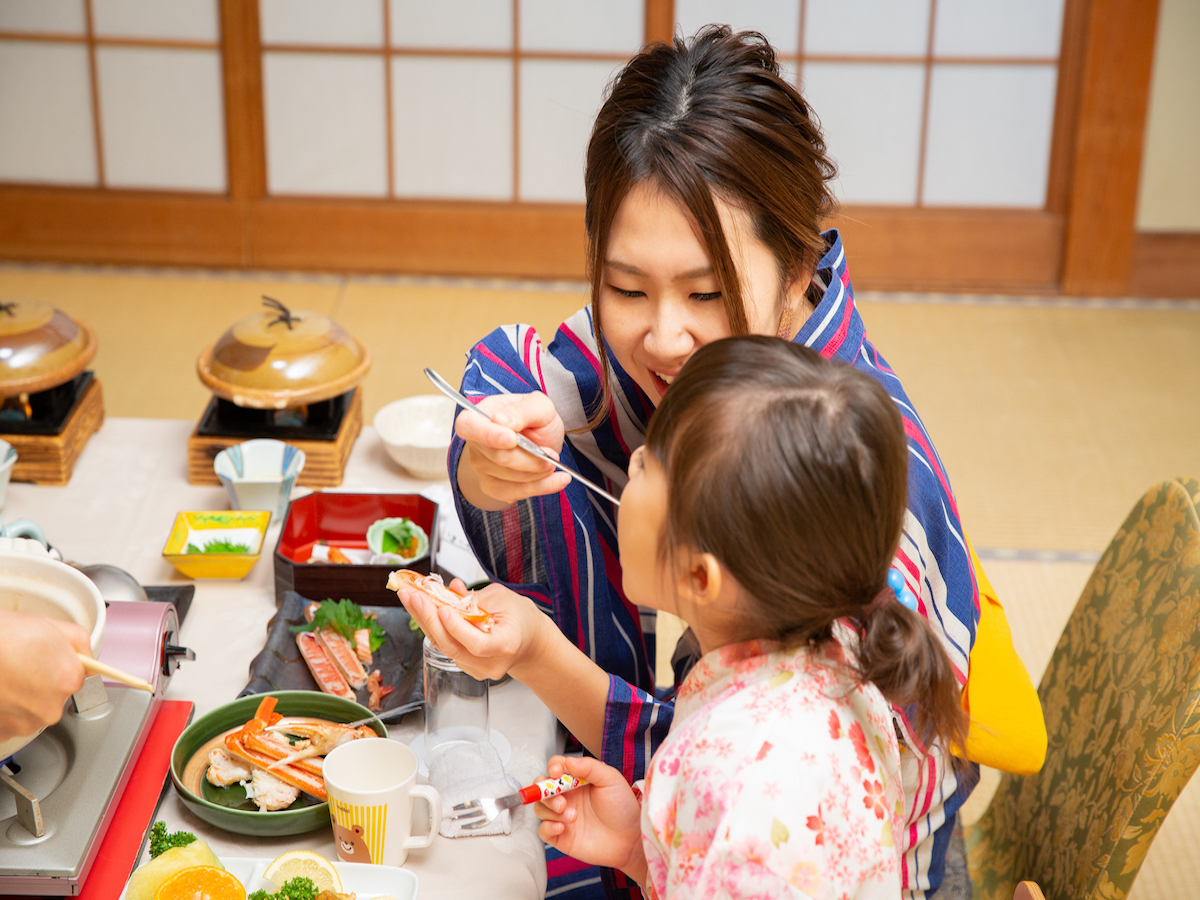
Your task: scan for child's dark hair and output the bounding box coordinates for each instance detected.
[583,25,837,425]
[645,336,968,758]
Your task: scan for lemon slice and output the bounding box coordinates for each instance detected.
[262,850,341,893]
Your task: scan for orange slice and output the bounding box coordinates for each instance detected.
[153,865,245,900]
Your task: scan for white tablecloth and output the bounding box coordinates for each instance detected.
[3,418,556,898]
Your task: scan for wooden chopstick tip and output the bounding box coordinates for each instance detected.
[77,653,155,693]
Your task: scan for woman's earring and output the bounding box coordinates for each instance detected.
[887,569,920,611]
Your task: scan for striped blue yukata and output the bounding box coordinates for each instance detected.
[450,229,980,900]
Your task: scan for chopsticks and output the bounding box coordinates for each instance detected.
[424,367,622,507]
[77,653,155,694]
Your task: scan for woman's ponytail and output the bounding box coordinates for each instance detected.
[857,602,970,770]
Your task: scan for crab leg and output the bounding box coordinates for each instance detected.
[387,569,496,632]
[224,720,328,799]
[262,720,377,769]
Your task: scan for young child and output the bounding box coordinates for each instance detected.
[534,336,968,898]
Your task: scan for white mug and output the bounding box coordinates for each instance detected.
[323,738,441,867]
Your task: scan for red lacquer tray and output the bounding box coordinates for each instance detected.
[273,492,439,607]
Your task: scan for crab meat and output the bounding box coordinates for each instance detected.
[206,748,252,787]
[242,768,301,812]
[296,632,355,699]
[386,570,495,632]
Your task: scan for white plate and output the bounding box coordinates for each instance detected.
[120,856,418,899]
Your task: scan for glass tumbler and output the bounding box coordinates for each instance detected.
[423,637,490,762]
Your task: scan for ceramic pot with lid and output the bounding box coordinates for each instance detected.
[196,297,371,410]
[0,299,97,397]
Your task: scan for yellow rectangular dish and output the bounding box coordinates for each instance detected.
[162,510,271,579]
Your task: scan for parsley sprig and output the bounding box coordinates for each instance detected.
[290,598,386,653]
[248,876,318,900]
[148,821,196,859]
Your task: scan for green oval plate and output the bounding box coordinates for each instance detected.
[170,690,386,836]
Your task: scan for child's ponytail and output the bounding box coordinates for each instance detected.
[858,602,970,769]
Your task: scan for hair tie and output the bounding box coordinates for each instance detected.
[887,569,920,611]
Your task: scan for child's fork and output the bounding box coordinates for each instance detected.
[449,774,586,830]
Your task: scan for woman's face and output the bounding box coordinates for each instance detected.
[599,181,792,405]
[617,445,676,615]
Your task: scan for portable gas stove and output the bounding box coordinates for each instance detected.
[186,297,370,488]
[0,597,193,895]
[0,300,105,486]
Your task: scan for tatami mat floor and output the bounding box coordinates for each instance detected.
[2,262,1198,897]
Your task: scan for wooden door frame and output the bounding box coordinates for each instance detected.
[0,0,1166,296]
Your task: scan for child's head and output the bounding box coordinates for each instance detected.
[582,26,837,419]
[628,335,967,753]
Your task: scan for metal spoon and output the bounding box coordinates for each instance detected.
[76,564,148,603]
[424,367,621,507]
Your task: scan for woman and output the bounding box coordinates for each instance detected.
[425,27,977,899]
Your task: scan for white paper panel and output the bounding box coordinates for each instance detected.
[390,0,511,50]
[92,0,218,41]
[805,0,930,56]
[519,59,620,202]
[934,0,1065,58]
[675,0,799,55]
[392,56,512,199]
[923,64,1057,207]
[97,46,226,190]
[260,0,383,47]
[0,40,95,184]
[520,0,641,53]
[802,62,924,205]
[0,0,84,33]
[263,52,387,196]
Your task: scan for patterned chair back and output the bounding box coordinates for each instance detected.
[967,477,1200,900]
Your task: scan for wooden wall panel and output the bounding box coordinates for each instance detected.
[832,209,1064,292]
[1061,0,1162,294]
[1129,233,1200,298]
[248,201,586,277]
[0,187,244,267]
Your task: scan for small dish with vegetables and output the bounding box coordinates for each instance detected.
[162,510,271,579]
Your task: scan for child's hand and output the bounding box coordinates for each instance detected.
[535,755,646,879]
[393,580,549,682]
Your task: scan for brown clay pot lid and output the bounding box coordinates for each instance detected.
[0,299,97,397]
[196,297,371,409]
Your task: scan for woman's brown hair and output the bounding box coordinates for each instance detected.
[645,335,968,759]
[583,25,837,423]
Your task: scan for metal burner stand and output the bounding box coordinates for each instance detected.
[0,678,155,895]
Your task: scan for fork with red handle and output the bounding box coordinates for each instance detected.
[449,774,586,830]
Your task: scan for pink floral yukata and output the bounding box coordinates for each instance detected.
[639,633,903,899]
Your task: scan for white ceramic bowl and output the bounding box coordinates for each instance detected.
[213,439,305,520]
[0,542,106,761]
[374,395,456,481]
[0,439,17,510]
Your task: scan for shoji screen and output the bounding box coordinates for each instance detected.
[0,0,226,191]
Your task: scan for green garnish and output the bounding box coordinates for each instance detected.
[186,538,252,554]
[148,820,196,859]
[381,517,425,557]
[248,876,318,900]
[291,598,386,652]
